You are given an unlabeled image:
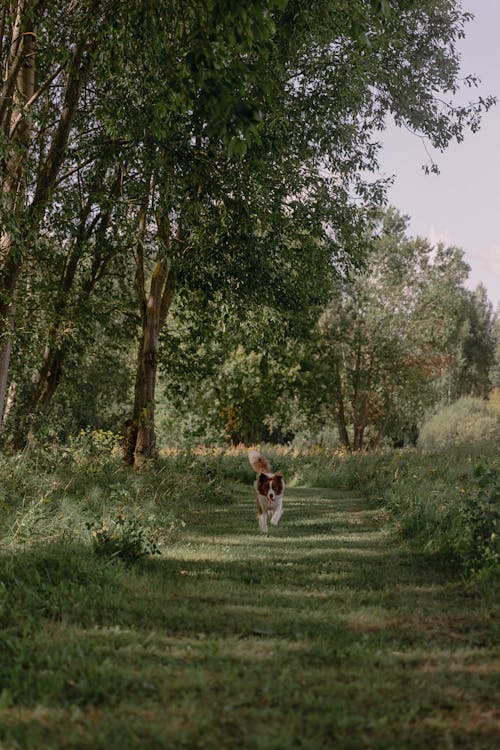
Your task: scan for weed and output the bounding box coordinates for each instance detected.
[464,463,500,573]
[86,513,161,565]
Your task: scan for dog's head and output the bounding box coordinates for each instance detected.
[257,472,284,501]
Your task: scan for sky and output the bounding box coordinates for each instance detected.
[377,1,500,310]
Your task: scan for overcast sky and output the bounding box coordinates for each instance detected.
[377,1,500,310]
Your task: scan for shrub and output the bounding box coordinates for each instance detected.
[65,428,123,469]
[418,397,500,452]
[463,463,500,574]
[86,513,161,566]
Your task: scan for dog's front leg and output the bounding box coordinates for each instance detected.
[256,495,268,533]
[270,503,283,526]
[258,511,268,533]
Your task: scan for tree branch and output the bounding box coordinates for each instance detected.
[30,37,92,213]
[9,63,65,138]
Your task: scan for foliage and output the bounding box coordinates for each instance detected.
[160,301,304,445]
[158,209,498,454]
[67,428,123,464]
[302,208,471,450]
[418,396,500,451]
[464,463,500,574]
[0,449,497,748]
[442,284,497,400]
[86,513,161,566]
[2,1,496,458]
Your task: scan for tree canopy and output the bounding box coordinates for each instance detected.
[0,0,496,456]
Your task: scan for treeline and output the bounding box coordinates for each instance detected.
[159,208,500,449]
[0,1,496,460]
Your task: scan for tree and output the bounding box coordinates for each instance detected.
[122,0,494,462]
[445,284,496,400]
[1,1,494,460]
[307,208,470,450]
[158,297,304,445]
[7,157,131,445]
[0,1,110,424]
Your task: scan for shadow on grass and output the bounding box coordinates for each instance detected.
[0,489,498,749]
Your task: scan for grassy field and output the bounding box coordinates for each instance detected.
[1,460,499,749]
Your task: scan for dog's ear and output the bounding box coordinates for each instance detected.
[258,472,268,483]
[274,471,283,478]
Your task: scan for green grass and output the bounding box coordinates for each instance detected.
[1,471,499,749]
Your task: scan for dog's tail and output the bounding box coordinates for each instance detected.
[248,449,271,474]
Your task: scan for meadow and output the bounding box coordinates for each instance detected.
[0,438,498,748]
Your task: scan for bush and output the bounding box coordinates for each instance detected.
[418,397,500,452]
[65,428,123,470]
[86,513,161,566]
[463,463,500,574]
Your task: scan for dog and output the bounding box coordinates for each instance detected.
[248,449,285,533]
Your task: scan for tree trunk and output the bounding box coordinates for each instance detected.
[125,208,176,467]
[351,333,369,451]
[332,356,350,450]
[0,261,20,427]
[1,4,92,428]
[367,401,391,451]
[337,408,351,451]
[11,342,67,448]
[353,424,364,451]
[10,163,124,446]
[0,1,37,426]
[353,398,369,451]
[127,260,175,466]
[335,375,350,451]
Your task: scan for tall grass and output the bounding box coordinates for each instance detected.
[1,428,498,575]
[0,431,233,558]
[191,441,500,575]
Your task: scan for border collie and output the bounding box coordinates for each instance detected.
[248,449,285,533]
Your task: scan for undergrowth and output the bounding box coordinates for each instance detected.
[0,433,233,562]
[0,433,498,748]
[191,442,500,576]
[1,432,498,576]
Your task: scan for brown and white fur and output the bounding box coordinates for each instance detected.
[248,449,285,533]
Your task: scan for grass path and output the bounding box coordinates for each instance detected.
[1,485,499,749]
